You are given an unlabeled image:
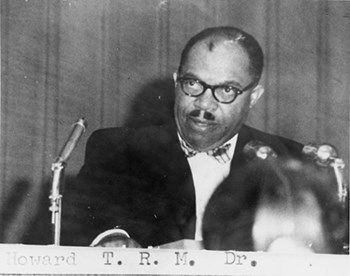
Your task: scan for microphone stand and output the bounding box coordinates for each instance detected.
[49,161,65,246]
[330,157,349,254]
[330,157,347,204]
[303,143,348,205]
[49,118,87,246]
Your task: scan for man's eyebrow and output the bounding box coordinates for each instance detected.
[181,73,243,88]
[181,72,199,79]
[218,80,242,88]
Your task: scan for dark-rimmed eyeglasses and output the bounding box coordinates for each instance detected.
[176,77,256,104]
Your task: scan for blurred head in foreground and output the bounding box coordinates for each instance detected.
[202,158,348,254]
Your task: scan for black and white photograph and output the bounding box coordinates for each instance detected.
[1,0,349,275]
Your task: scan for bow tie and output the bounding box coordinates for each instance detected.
[178,135,231,164]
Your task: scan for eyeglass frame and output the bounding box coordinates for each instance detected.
[176,77,257,104]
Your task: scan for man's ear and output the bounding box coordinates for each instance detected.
[173,72,178,86]
[249,84,264,108]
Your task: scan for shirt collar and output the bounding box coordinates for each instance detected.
[177,132,238,162]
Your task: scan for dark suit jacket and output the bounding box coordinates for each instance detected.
[61,122,303,247]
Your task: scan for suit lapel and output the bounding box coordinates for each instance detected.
[147,123,196,243]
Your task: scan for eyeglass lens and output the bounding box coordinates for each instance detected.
[180,79,240,103]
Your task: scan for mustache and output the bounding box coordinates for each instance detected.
[189,109,215,121]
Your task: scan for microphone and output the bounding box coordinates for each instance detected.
[50,118,87,245]
[243,140,277,161]
[303,143,347,203]
[302,143,338,167]
[55,118,87,163]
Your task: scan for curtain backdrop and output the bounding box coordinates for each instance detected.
[1,0,349,243]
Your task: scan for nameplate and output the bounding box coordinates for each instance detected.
[0,244,348,275]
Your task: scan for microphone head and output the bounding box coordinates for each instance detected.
[302,143,318,157]
[243,140,277,161]
[56,118,87,163]
[302,143,338,167]
[317,144,338,166]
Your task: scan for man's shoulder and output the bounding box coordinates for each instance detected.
[88,123,177,148]
[239,125,304,158]
[82,123,182,173]
[241,125,301,144]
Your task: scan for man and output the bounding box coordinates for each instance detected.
[61,26,303,247]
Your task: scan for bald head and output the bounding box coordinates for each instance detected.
[179,26,264,87]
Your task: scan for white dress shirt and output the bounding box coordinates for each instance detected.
[187,135,238,240]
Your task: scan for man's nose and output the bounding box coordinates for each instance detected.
[193,88,218,111]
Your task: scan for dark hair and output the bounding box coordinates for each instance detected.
[202,158,349,254]
[179,26,264,86]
